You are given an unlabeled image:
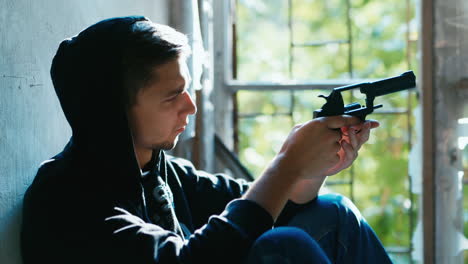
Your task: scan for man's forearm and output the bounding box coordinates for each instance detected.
[288,177,327,204]
[242,157,298,221]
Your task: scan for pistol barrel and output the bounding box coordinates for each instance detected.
[361,71,416,96]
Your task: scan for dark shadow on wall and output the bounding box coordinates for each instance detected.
[0,202,23,264]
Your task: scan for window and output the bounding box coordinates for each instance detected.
[214,0,419,262]
[461,115,468,261]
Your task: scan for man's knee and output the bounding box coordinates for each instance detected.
[318,193,364,223]
[313,194,391,263]
[285,193,366,239]
[253,227,315,247]
[281,194,391,263]
[246,227,330,264]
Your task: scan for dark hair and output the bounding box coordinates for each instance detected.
[122,21,191,107]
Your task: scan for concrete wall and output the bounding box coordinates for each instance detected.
[433,1,468,262]
[0,1,168,263]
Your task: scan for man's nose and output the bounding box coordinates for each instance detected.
[183,92,197,115]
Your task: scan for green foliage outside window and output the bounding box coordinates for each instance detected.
[235,0,419,262]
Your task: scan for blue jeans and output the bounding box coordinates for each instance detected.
[246,193,393,264]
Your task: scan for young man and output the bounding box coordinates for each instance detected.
[21,16,392,263]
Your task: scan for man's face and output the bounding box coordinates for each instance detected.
[128,57,196,151]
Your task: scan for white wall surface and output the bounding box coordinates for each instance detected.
[0,1,169,263]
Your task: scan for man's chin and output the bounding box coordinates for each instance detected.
[152,138,177,151]
[151,136,179,151]
[156,142,175,151]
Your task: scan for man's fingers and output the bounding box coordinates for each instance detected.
[366,119,380,129]
[359,127,371,144]
[342,141,357,161]
[355,123,371,149]
[322,115,362,129]
[348,129,358,149]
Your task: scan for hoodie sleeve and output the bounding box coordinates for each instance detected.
[105,198,273,264]
[168,157,254,229]
[167,157,313,230]
[103,157,273,264]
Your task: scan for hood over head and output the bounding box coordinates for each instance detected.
[50,16,165,195]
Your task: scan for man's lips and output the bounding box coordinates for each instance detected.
[175,125,187,133]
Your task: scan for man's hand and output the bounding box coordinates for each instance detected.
[324,119,380,176]
[289,119,379,204]
[243,115,362,220]
[275,115,363,180]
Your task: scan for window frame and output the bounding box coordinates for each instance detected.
[213,0,431,262]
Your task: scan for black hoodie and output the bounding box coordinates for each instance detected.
[20,16,276,264]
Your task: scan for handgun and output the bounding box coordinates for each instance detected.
[313,71,416,121]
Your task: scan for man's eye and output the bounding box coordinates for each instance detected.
[166,93,181,101]
[166,95,177,101]
[166,89,187,102]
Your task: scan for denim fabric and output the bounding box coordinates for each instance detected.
[285,193,393,264]
[246,193,393,264]
[245,227,331,264]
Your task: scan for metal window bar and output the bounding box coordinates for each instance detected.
[287,0,355,199]
[232,0,416,261]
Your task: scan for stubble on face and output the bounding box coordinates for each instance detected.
[151,140,176,151]
[129,57,194,166]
